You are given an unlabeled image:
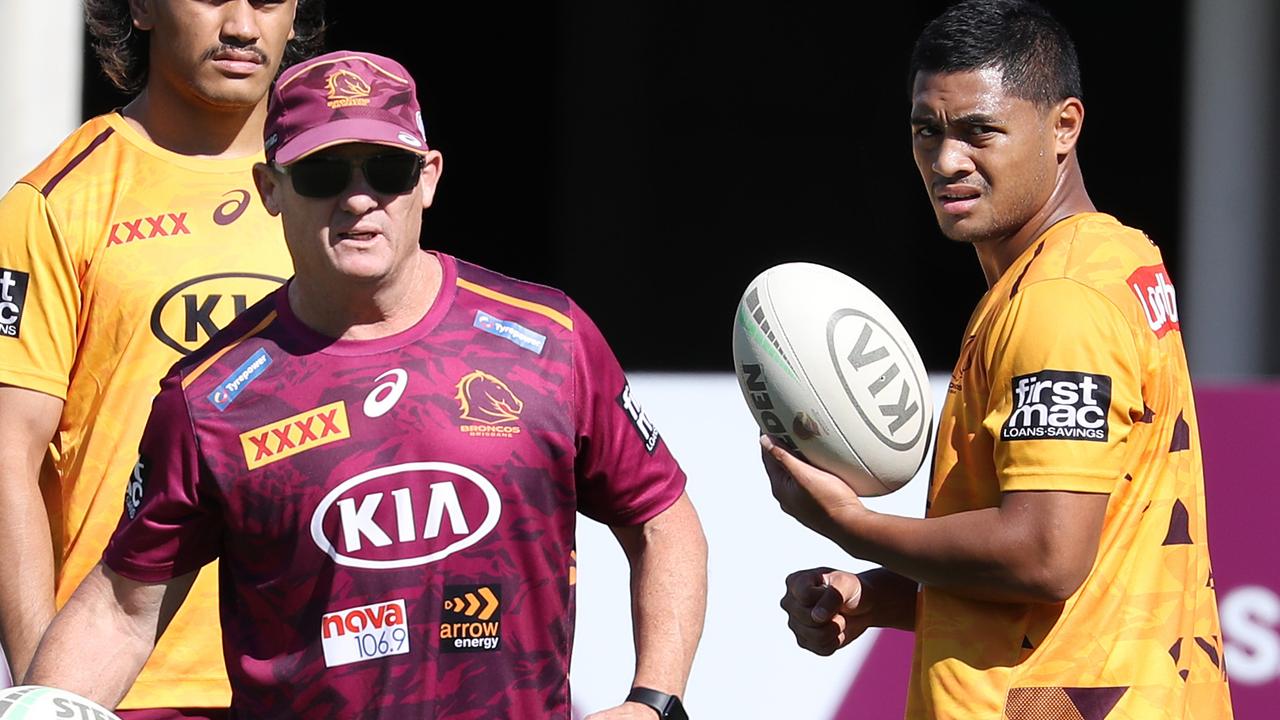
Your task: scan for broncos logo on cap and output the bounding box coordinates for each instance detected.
[455,370,524,425]
[325,69,372,108]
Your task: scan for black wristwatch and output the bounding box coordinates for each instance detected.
[626,687,688,719]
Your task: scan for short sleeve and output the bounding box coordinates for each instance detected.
[570,300,686,525]
[984,278,1143,493]
[103,372,223,582]
[0,182,81,398]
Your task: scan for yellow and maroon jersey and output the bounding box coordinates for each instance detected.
[907,213,1233,719]
[0,112,291,708]
[104,254,686,718]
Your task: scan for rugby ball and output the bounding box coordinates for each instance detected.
[732,262,932,496]
[0,686,120,719]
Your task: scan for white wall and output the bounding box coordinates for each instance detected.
[0,0,83,189]
[570,372,949,718]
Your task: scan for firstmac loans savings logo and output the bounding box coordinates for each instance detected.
[1001,370,1112,442]
[0,268,29,338]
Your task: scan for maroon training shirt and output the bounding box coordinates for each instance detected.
[104,253,686,719]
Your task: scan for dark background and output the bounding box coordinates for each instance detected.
[83,1,1186,372]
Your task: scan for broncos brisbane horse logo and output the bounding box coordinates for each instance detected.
[455,370,524,425]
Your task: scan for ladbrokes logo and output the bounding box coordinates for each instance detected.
[108,212,190,246]
[326,69,372,108]
[239,400,350,469]
[441,584,501,653]
[1001,370,1112,442]
[455,370,523,438]
[151,272,285,354]
[1128,264,1180,339]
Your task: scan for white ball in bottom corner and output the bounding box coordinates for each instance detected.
[732,261,933,496]
[0,686,121,720]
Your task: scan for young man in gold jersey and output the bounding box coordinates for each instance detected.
[0,1,323,717]
[767,1,1234,718]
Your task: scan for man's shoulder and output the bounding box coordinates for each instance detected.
[1005,213,1179,338]
[449,255,576,334]
[17,114,124,201]
[1025,212,1168,293]
[169,291,283,402]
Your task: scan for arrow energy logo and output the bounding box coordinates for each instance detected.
[441,584,502,652]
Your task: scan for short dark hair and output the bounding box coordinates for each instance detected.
[909,0,1082,105]
[84,0,328,95]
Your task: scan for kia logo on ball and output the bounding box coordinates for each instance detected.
[826,310,927,451]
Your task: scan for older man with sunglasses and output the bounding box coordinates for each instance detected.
[27,50,707,720]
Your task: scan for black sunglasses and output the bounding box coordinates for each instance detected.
[278,152,425,198]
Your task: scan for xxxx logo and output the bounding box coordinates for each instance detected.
[239,400,350,470]
[444,586,499,620]
[109,212,190,246]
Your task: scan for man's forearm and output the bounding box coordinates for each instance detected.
[0,491,55,682]
[615,493,707,697]
[856,567,917,632]
[27,564,174,706]
[830,490,1108,604]
[0,385,64,681]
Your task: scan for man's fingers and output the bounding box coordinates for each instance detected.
[760,434,805,477]
[814,570,864,620]
[784,567,833,599]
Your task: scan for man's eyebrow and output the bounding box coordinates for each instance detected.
[951,112,1001,125]
[909,111,1003,126]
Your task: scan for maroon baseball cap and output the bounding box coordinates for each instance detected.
[264,50,428,165]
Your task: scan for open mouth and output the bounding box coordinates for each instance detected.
[937,186,981,214]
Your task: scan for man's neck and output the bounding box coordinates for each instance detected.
[119,84,267,159]
[974,157,1095,287]
[288,251,444,342]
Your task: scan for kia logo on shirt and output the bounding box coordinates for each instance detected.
[309,462,502,570]
[150,272,284,354]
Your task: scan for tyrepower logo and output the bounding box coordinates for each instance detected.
[239,400,350,470]
[441,584,502,653]
[308,461,502,570]
[1128,264,1180,338]
[209,347,272,411]
[108,212,190,246]
[320,598,409,668]
[1001,370,1112,442]
[0,268,29,338]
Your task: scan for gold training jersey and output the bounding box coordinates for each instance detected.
[907,214,1233,719]
[0,113,291,708]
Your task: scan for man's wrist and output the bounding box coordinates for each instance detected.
[625,686,688,719]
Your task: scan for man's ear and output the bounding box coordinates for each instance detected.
[1053,97,1084,156]
[129,0,155,31]
[253,163,284,217]
[418,151,444,209]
